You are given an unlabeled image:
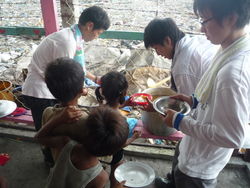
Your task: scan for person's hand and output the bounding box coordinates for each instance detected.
[170,94,192,107]
[124,130,142,147]
[131,130,142,139]
[81,88,88,96]
[162,109,176,127]
[95,76,101,85]
[112,180,126,188]
[56,106,82,124]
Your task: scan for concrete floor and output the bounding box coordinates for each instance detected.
[0,137,250,188]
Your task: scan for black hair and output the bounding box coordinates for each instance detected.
[82,106,129,156]
[193,0,250,28]
[45,57,84,104]
[144,18,185,49]
[95,71,128,107]
[78,6,110,30]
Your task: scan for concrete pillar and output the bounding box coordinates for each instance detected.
[60,0,80,28]
[40,0,59,36]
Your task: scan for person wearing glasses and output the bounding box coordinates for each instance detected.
[155,0,250,187]
[144,18,218,96]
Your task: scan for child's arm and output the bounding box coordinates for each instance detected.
[123,131,141,147]
[35,106,82,148]
[120,96,133,107]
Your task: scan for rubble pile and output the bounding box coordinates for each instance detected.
[0,0,200,85]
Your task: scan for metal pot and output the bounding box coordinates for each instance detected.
[141,87,177,137]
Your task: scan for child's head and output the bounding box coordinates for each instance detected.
[45,57,85,104]
[81,106,129,156]
[95,71,128,106]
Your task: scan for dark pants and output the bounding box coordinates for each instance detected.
[22,95,58,131]
[22,95,58,166]
[171,141,217,188]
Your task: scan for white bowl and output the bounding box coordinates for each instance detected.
[0,100,17,118]
[114,161,155,187]
[141,88,177,136]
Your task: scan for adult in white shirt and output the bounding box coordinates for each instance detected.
[144,17,218,188]
[22,6,110,131]
[159,0,250,187]
[22,6,110,167]
[144,18,218,96]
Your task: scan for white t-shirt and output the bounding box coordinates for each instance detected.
[172,35,219,95]
[177,39,250,179]
[22,28,77,99]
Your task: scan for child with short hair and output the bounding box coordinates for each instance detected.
[35,57,129,188]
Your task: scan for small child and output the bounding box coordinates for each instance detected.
[95,71,138,140]
[35,57,129,188]
[95,71,140,186]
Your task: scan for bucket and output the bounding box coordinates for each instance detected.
[141,87,177,137]
[0,81,14,101]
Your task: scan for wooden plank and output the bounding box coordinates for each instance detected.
[1,115,34,125]
[99,30,143,40]
[0,27,143,40]
[0,110,34,125]
[0,122,35,131]
[0,27,17,35]
[131,142,175,149]
[0,26,45,36]
[124,144,174,160]
[0,127,36,142]
[134,120,184,141]
[16,27,45,36]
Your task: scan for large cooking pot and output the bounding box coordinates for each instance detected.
[141,87,177,137]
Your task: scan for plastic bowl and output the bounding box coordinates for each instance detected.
[114,161,155,187]
[130,93,153,106]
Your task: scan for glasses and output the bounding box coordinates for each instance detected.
[199,17,213,25]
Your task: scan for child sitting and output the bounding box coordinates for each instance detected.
[95,71,140,186]
[35,57,129,188]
